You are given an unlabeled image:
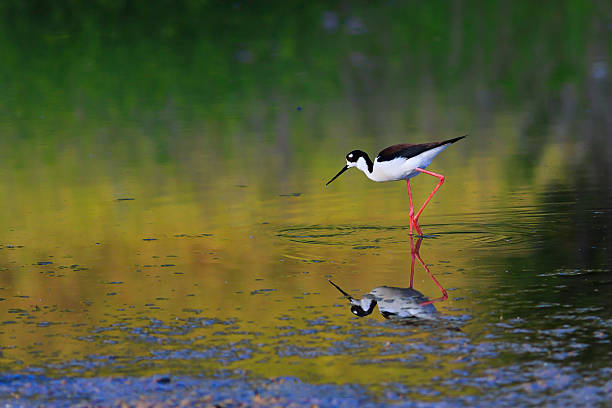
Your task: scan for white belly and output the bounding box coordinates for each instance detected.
[369,145,449,182]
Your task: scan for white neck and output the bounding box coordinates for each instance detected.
[353,157,373,177]
[353,156,387,182]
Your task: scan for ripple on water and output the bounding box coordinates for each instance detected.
[277,220,543,252]
[537,268,610,277]
[277,225,406,246]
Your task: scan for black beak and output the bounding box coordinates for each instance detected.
[325,165,349,186]
[328,279,353,301]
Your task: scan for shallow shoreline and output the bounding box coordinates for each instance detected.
[2,370,611,408]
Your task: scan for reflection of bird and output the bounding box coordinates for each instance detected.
[326,136,466,236]
[329,236,447,322]
[329,280,437,321]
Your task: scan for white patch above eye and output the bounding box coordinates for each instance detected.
[348,153,353,158]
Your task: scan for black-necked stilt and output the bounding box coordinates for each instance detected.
[329,237,447,321]
[326,135,466,235]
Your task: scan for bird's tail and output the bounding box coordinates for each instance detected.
[442,135,467,145]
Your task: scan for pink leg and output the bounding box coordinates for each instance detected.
[409,235,416,288]
[406,180,423,236]
[412,237,448,306]
[413,168,445,228]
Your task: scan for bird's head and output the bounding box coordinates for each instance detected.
[328,279,377,317]
[326,150,369,186]
[349,297,377,317]
[346,150,368,166]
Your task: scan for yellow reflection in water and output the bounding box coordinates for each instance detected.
[0,119,571,386]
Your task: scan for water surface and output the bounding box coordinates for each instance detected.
[0,2,611,406]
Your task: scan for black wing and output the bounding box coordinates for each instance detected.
[376,135,466,162]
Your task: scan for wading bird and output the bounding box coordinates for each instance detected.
[326,135,466,235]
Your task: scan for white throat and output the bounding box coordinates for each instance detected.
[352,157,371,175]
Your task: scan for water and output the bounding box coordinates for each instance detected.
[0,2,611,406]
